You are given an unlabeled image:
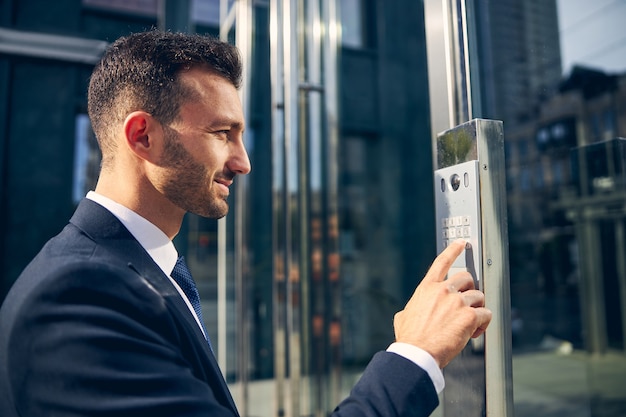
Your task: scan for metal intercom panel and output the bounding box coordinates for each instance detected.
[433,119,513,417]
[434,160,483,290]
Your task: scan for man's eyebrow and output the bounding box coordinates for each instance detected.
[210,117,244,128]
[206,119,245,130]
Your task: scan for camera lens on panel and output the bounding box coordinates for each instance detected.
[450,173,461,191]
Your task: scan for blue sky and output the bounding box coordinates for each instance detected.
[557,0,626,75]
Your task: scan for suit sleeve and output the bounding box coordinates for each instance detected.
[331,352,439,417]
[1,261,235,417]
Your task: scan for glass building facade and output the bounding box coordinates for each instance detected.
[1,0,625,416]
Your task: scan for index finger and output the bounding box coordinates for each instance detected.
[423,239,466,283]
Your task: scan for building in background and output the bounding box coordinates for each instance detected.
[505,66,626,351]
[473,0,626,353]
[476,0,562,129]
[471,1,626,412]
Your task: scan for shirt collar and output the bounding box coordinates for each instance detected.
[86,191,178,275]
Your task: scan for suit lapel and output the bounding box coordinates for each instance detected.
[69,199,239,414]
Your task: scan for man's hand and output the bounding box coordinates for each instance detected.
[393,239,492,368]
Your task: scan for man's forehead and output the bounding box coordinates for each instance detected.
[176,70,245,127]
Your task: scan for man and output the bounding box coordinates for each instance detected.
[0,31,491,417]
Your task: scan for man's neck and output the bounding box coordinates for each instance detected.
[94,179,184,240]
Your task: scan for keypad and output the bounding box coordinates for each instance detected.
[441,215,471,248]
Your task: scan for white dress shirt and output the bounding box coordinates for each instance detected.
[85,191,443,393]
[86,191,206,339]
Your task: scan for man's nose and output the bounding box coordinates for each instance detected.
[229,140,251,175]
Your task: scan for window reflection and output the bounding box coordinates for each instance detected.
[72,114,101,204]
[339,0,364,48]
[475,1,626,415]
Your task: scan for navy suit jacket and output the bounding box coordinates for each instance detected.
[0,199,438,417]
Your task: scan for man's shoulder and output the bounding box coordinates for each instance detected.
[1,226,166,331]
[9,231,130,304]
[22,198,146,280]
[5,213,144,308]
[19,221,101,282]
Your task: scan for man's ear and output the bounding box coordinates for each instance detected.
[123,111,162,161]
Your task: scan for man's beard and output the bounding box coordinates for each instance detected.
[159,126,229,219]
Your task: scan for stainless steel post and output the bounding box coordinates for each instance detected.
[435,118,514,417]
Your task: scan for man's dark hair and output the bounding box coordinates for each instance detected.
[87,30,242,162]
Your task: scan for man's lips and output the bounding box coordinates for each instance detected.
[215,178,233,195]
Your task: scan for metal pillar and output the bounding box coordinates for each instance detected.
[216,2,255,416]
[578,219,607,355]
[434,119,514,417]
[424,0,480,135]
[617,219,626,353]
[269,1,340,416]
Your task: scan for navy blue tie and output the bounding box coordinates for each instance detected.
[171,256,212,350]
